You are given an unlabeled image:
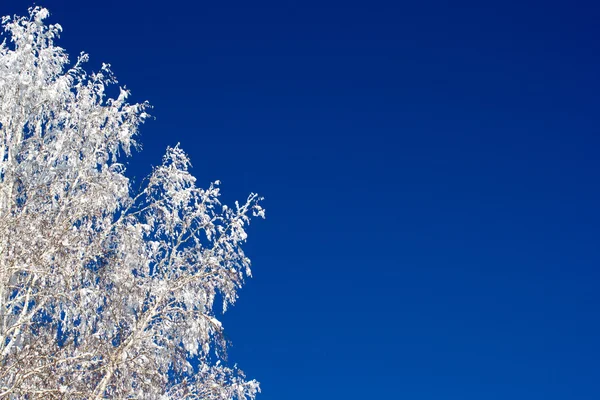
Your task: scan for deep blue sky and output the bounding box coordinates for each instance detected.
[6,0,600,398]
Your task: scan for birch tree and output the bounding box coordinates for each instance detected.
[0,7,264,399]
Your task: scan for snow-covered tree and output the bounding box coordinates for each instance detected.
[0,7,264,399]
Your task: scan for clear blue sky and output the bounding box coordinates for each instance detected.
[6,0,600,398]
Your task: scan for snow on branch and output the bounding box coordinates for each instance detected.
[0,7,264,399]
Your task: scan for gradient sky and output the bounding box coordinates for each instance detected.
[5,0,600,398]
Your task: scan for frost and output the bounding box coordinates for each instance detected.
[0,7,262,399]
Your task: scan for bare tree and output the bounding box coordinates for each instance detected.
[0,7,264,399]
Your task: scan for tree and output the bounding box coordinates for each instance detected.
[0,7,264,399]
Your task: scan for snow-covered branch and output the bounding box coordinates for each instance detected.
[0,7,263,399]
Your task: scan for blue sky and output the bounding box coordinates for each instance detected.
[6,0,600,398]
